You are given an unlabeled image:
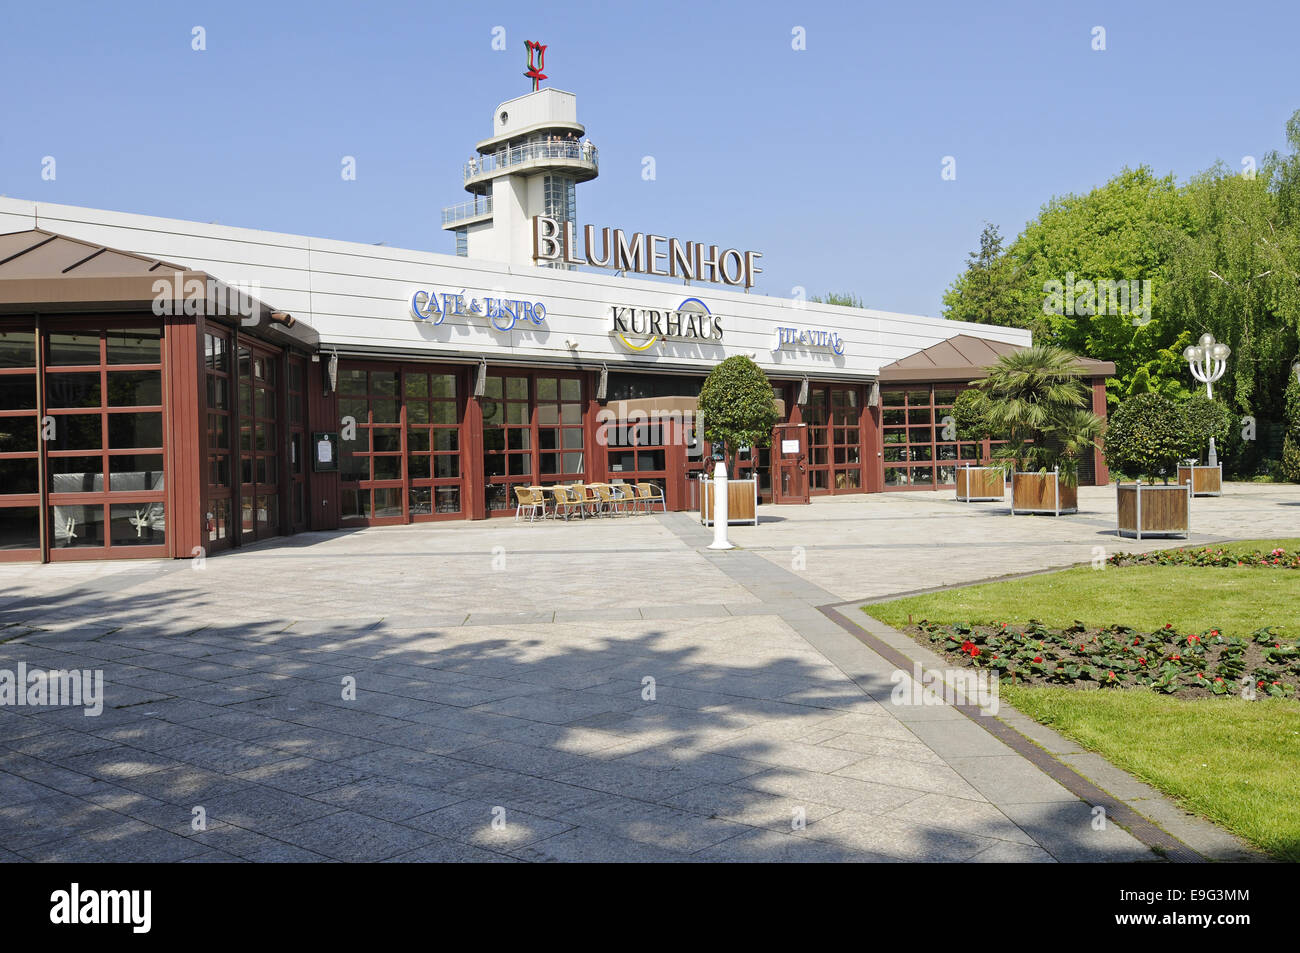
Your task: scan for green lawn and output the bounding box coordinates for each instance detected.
[863,538,1300,861]
[866,539,1300,641]
[1002,686,1300,861]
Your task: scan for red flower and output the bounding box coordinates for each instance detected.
[1033,656,1043,663]
[1138,658,1147,666]
[1164,623,1173,629]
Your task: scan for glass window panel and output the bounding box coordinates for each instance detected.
[485,376,503,400]
[910,445,933,461]
[52,414,102,451]
[484,455,505,477]
[909,427,932,444]
[0,506,40,549]
[938,444,958,460]
[340,450,367,483]
[371,371,398,396]
[288,362,303,392]
[482,399,504,426]
[340,398,368,422]
[505,402,529,425]
[255,387,272,420]
[373,488,402,518]
[433,455,459,478]
[239,380,252,415]
[372,429,401,453]
[256,494,277,531]
[561,429,583,450]
[207,376,229,411]
[207,498,230,541]
[908,407,931,424]
[935,389,959,405]
[409,486,432,515]
[205,333,228,373]
[255,423,272,451]
[0,331,37,369]
[636,450,664,471]
[288,393,303,423]
[560,379,580,402]
[538,428,558,451]
[560,404,581,425]
[340,369,367,395]
[433,430,459,453]
[0,459,39,494]
[883,389,906,407]
[537,378,558,401]
[406,429,430,452]
[371,399,399,423]
[435,486,460,513]
[108,454,165,491]
[208,455,230,486]
[408,455,431,480]
[431,374,456,399]
[540,453,559,475]
[106,327,161,365]
[45,372,100,408]
[537,404,559,426]
[431,402,455,425]
[241,457,254,486]
[407,401,429,424]
[53,503,104,546]
[483,427,504,452]
[107,412,163,449]
[0,374,38,410]
[47,332,100,366]
[372,456,402,480]
[505,377,528,400]
[906,389,930,405]
[507,453,530,476]
[506,428,530,450]
[108,369,162,407]
[341,488,369,519]
[404,374,428,399]
[883,446,905,462]
[841,469,861,489]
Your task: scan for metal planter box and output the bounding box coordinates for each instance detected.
[1010,468,1077,516]
[956,465,1005,502]
[1177,464,1222,497]
[1116,481,1191,539]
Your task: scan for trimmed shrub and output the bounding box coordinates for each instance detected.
[1104,393,1194,483]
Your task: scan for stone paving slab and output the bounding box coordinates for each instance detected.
[1,483,1285,862]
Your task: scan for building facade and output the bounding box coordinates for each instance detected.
[0,85,1112,563]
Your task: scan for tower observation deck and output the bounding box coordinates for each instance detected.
[441,83,598,267]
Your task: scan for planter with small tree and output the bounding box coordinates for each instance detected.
[1177,393,1230,496]
[968,345,1104,516]
[1105,392,1193,539]
[696,355,779,526]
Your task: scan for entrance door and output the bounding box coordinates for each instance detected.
[237,342,281,542]
[286,356,308,533]
[772,423,810,504]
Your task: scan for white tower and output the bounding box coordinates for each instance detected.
[440,79,598,266]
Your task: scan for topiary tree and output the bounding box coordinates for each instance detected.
[1103,392,1194,483]
[970,344,1105,486]
[1182,394,1232,465]
[697,355,779,474]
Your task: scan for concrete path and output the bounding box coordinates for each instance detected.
[0,483,1288,862]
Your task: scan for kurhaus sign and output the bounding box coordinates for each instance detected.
[410,289,547,333]
[533,216,763,289]
[612,297,722,351]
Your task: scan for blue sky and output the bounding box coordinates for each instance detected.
[2,0,1297,315]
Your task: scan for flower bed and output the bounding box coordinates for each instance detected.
[1107,546,1298,569]
[913,619,1299,700]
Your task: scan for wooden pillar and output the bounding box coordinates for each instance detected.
[863,387,882,493]
[163,313,204,559]
[584,370,607,484]
[465,364,486,520]
[306,358,340,530]
[1091,377,1110,485]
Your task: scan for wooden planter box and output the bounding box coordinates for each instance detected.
[1177,464,1222,497]
[956,466,1005,502]
[1116,482,1191,539]
[1010,469,1077,515]
[699,477,759,526]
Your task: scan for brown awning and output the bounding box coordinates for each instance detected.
[0,228,319,351]
[878,333,1115,383]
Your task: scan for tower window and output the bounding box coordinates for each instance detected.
[455,229,468,257]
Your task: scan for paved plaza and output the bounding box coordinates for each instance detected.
[0,483,1291,862]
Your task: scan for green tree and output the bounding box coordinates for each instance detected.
[697,356,779,474]
[1103,393,1193,483]
[941,223,1028,329]
[1283,366,1300,482]
[970,344,1105,485]
[1182,394,1232,464]
[950,387,994,441]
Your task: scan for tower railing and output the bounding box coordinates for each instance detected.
[463,140,598,183]
[440,195,494,227]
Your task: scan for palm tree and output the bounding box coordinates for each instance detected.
[972,344,1106,486]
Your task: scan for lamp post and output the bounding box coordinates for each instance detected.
[1183,332,1230,466]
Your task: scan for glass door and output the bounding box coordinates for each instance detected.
[238,343,281,540]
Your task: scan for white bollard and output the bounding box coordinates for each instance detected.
[708,460,734,550]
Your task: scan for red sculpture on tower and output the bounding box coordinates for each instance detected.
[524,41,547,92]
